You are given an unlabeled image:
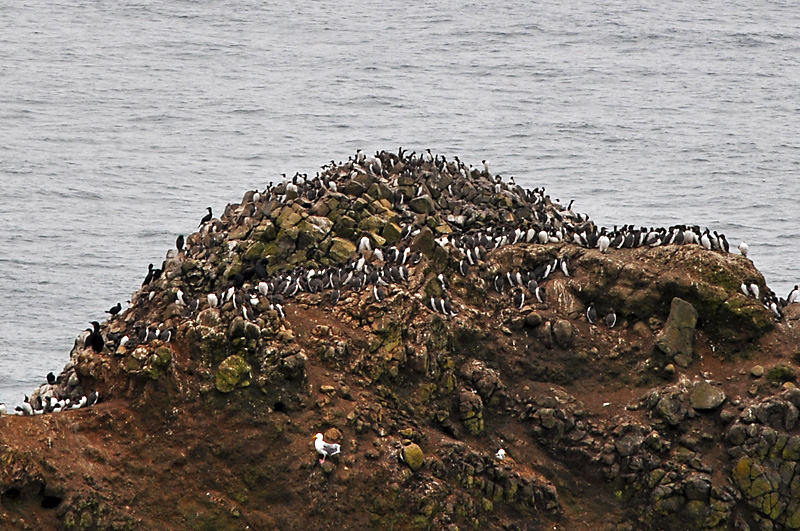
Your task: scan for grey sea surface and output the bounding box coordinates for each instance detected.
[1,0,798,405]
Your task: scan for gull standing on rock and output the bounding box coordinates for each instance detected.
[314,433,341,464]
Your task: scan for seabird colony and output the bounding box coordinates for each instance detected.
[4,148,796,417]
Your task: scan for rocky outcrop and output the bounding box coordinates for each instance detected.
[0,149,795,530]
[656,297,699,367]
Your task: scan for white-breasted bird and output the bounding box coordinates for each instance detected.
[314,433,341,464]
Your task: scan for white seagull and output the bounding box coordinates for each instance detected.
[314,433,341,464]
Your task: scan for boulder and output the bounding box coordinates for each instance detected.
[215,355,252,393]
[655,297,698,367]
[689,381,726,411]
[408,194,436,214]
[328,237,357,263]
[402,443,425,471]
[553,319,573,348]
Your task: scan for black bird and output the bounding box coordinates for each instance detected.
[105,302,122,316]
[86,321,104,353]
[605,310,617,329]
[46,372,56,385]
[143,263,155,286]
[586,303,597,324]
[87,391,99,407]
[176,234,185,251]
[198,207,213,227]
[513,289,525,310]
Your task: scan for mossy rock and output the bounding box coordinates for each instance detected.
[689,381,725,411]
[243,241,266,261]
[332,215,357,240]
[215,354,252,393]
[402,443,424,471]
[382,222,402,245]
[328,237,357,263]
[767,364,796,383]
[276,208,302,228]
[143,347,172,380]
[152,347,172,368]
[257,220,278,242]
[186,325,229,365]
[358,214,386,234]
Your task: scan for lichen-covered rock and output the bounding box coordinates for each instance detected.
[689,381,726,411]
[328,237,357,263]
[215,354,252,393]
[655,297,698,367]
[402,443,425,471]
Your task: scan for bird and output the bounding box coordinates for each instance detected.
[86,391,99,407]
[18,396,33,416]
[314,433,341,464]
[46,372,56,385]
[738,241,749,257]
[105,302,122,316]
[788,285,799,305]
[495,448,506,460]
[586,303,597,324]
[749,283,760,300]
[373,285,386,302]
[598,231,610,254]
[176,234,185,251]
[86,321,104,353]
[0,403,5,415]
[605,310,617,329]
[535,285,547,304]
[513,289,525,310]
[198,207,213,227]
[142,263,156,286]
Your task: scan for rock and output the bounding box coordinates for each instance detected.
[410,227,435,257]
[689,381,726,411]
[655,297,698,367]
[553,320,573,348]
[408,195,436,214]
[524,312,543,328]
[615,434,643,457]
[684,474,711,501]
[655,394,687,425]
[196,308,221,328]
[215,355,252,393]
[328,237,357,263]
[402,443,424,471]
[752,365,765,378]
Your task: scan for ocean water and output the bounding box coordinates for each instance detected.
[1,0,798,405]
